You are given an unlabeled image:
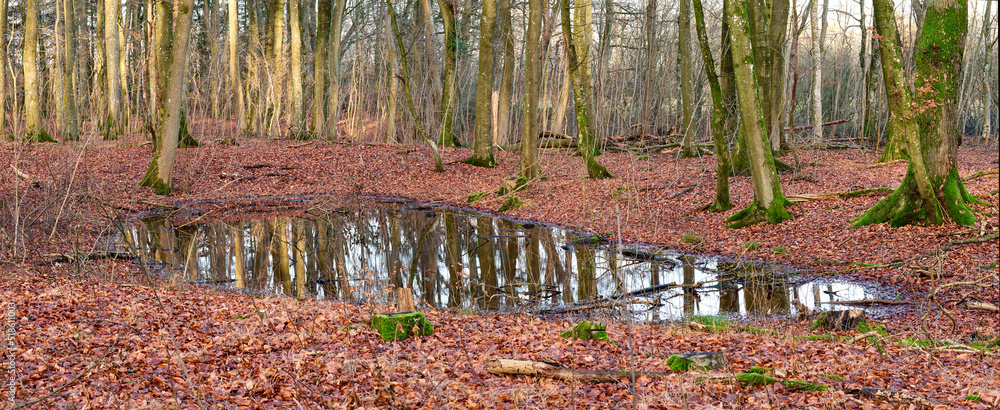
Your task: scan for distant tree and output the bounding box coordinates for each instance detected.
[312,0,330,135]
[854,0,985,227]
[519,0,543,181]
[724,0,793,228]
[62,0,79,141]
[678,0,697,157]
[140,0,196,194]
[24,0,51,141]
[325,0,346,140]
[105,0,122,138]
[437,0,459,147]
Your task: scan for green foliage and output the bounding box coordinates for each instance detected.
[965,394,982,402]
[370,311,434,342]
[560,320,609,342]
[742,242,760,251]
[681,232,704,244]
[498,196,523,212]
[772,246,787,255]
[467,192,490,203]
[743,326,779,336]
[692,315,731,332]
[820,373,845,381]
[612,185,638,201]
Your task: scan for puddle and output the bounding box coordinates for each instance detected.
[121,202,878,321]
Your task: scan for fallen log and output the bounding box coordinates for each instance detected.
[44,250,134,263]
[965,301,999,313]
[538,300,658,314]
[821,299,911,306]
[842,387,939,408]
[784,118,851,131]
[785,188,894,203]
[485,358,674,383]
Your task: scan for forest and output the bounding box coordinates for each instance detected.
[0,0,998,407]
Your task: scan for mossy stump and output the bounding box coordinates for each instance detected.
[370,311,434,342]
[560,321,609,342]
[666,352,726,372]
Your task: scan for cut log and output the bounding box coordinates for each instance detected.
[394,287,416,312]
[485,358,674,384]
[814,309,866,331]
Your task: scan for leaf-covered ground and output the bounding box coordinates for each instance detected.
[1,136,998,408]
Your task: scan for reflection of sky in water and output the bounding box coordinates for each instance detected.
[125,206,874,321]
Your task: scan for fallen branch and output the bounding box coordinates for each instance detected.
[821,299,911,306]
[784,118,851,131]
[965,301,999,313]
[842,387,939,408]
[485,358,674,384]
[43,250,134,264]
[785,188,893,203]
[289,141,314,148]
[539,300,658,314]
[962,169,998,181]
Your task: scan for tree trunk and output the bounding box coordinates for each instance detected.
[854,0,983,227]
[105,0,121,137]
[519,0,542,181]
[724,0,792,228]
[640,0,657,136]
[809,0,822,143]
[0,0,5,135]
[692,0,732,211]
[24,0,48,141]
[437,0,458,147]
[679,0,697,157]
[140,0,195,194]
[289,0,303,135]
[62,0,79,141]
[228,0,245,136]
[981,0,993,142]
[561,0,611,178]
[268,0,286,137]
[311,0,330,135]
[497,0,515,145]
[384,10,398,143]
[325,0,346,140]
[467,0,498,167]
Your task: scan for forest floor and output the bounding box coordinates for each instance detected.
[1,135,998,409]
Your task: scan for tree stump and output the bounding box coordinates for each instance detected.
[666,352,727,371]
[395,287,415,312]
[814,309,866,331]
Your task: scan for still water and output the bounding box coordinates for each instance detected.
[124,202,871,321]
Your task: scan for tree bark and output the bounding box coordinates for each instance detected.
[679,0,697,157]
[438,0,458,147]
[0,0,5,135]
[809,0,822,143]
[105,0,122,137]
[62,0,79,140]
[268,0,286,137]
[325,0,346,140]
[24,0,48,141]
[724,0,793,228]
[561,0,611,178]
[140,0,195,194]
[854,0,983,227]
[228,0,245,136]
[497,0,515,144]
[289,0,303,135]
[692,0,732,211]
[467,0,498,167]
[519,0,543,181]
[311,0,330,135]
[640,0,657,136]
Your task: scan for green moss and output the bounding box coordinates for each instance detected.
[743,326,778,336]
[742,242,760,251]
[785,379,829,391]
[820,373,845,381]
[737,372,779,387]
[370,311,434,342]
[772,246,787,254]
[463,154,497,168]
[725,200,793,228]
[681,232,704,244]
[498,196,523,212]
[560,321,609,342]
[666,354,696,372]
[467,192,490,203]
[748,366,771,374]
[965,394,982,402]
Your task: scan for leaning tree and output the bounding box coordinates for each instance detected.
[853,0,986,227]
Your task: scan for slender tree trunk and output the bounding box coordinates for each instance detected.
[0,0,6,135]
[467,0,498,167]
[228,0,245,137]
[106,0,121,137]
[497,0,515,144]
[981,0,993,142]
[724,0,792,228]
[438,0,458,146]
[519,0,543,180]
[679,0,697,157]
[325,0,346,140]
[63,0,78,140]
[384,10,398,143]
[24,0,48,140]
[692,0,732,211]
[312,0,330,134]
[561,0,611,178]
[141,0,195,194]
[809,0,823,143]
[854,0,981,227]
[553,59,570,135]
[289,0,303,135]
[640,0,657,136]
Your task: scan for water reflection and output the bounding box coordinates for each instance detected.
[124,205,872,320]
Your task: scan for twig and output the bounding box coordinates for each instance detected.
[13,334,120,409]
[962,169,998,181]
